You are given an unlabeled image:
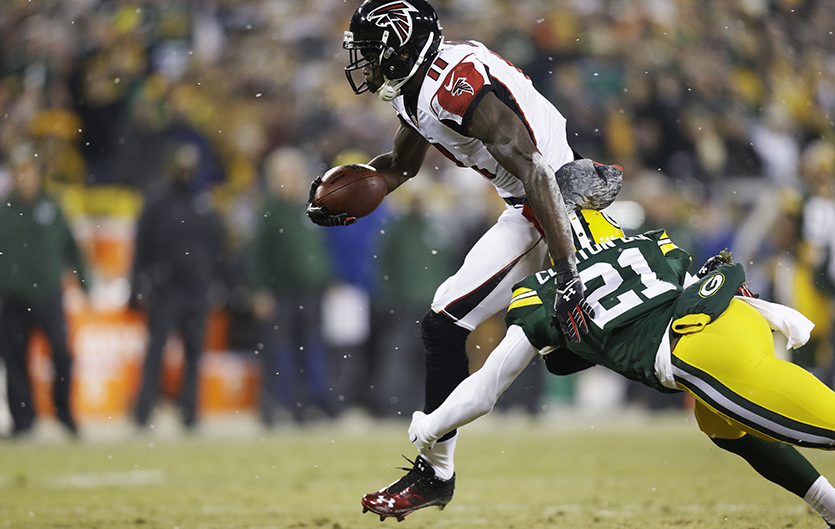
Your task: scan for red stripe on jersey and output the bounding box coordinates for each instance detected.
[475,167,496,179]
[521,203,544,236]
[436,60,485,118]
[434,57,448,69]
[491,76,537,146]
[433,143,465,167]
[428,68,440,81]
[433,144,496,179]
[440,238,543,320]
[487,49,530,80]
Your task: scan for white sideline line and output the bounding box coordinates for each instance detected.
[44,469,165,489]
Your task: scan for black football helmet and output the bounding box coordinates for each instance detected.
[343,0,443,101]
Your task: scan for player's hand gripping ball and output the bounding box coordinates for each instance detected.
[306,164,387,226]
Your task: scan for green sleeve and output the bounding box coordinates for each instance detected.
[671,262,746,332]
[645,229,692,285]
[505,274,563,351]
[665,247,692,285]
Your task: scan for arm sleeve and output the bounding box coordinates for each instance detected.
[420,325,538,442]
[655,230,691,284]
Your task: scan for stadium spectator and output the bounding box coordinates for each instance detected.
[67,40,131,185]
[0,143,89,438]
[759,190,823,370]
[248,147,334,425]
[320,195,389,416]
[112,75,172,190]
[128,142,229,430]
[371,191,455,418]
[27,81,87,187]
[748,141,835,376]
[796,141,835,386]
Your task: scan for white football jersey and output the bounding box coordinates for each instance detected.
[390,40,574,200]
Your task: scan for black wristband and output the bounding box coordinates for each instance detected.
[551,257,578,285]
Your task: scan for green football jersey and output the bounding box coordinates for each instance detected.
[506,230,693,391]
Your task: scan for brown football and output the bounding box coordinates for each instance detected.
[314,164,387,218]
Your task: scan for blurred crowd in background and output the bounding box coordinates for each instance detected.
[1,0,835,433]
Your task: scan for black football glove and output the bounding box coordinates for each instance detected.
[696,250,733,278]
[550,259,594,343]
[305,176,356,227]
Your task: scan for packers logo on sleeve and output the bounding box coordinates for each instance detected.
[699,273,725,298]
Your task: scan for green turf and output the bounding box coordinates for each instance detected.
[0,413,832,528]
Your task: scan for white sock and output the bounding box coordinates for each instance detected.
[421,434,457,481]
[804,475,835,525]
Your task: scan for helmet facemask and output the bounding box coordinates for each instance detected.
[343,30,394,96]
[343,0,442,101]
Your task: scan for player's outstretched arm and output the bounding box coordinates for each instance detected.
[409,325,538,452]
[369,118,431,194]
[306,120,429,226]
[467,92,593,342]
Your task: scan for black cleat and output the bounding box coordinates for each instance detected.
[361,455,455,521]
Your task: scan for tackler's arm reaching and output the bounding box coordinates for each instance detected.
[409,325,538,452]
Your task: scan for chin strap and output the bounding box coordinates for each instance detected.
[377,31,438,102]
[377,78,408,102]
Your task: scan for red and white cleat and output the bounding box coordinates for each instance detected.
[361,456,455,522]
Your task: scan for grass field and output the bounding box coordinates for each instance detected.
[1,410,833,529]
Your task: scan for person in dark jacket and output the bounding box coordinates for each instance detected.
[0,143,89,437]
[129,143,228,430]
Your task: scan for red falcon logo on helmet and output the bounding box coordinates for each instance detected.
[367,1,419,47]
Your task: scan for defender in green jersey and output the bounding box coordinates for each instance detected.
[507,229,696,392]
[408,228,835,528]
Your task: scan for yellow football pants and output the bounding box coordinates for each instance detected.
[671,299,835,448]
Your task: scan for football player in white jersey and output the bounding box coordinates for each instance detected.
[305,0,622,519]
